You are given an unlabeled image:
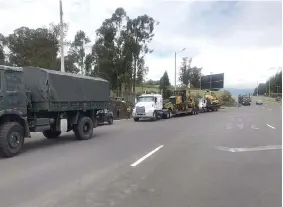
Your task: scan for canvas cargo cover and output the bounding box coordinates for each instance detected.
[23,66,110,104]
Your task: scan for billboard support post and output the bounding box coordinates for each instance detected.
[200,73,224,90]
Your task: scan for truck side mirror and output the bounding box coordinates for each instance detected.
[155,98,157,103]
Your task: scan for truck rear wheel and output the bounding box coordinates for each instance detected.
[108,117,114,125]
[43,130,61,139]
[0,122,24,158]
[74,116,94,140]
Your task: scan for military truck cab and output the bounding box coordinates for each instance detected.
[0,66,29,157]
[0,65,110,158]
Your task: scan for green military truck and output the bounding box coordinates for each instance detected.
[0,65,110,157]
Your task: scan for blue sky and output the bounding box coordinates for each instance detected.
[0,0,282,89]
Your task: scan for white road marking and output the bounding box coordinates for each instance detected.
[267,124,276,129]
[250,125,259,130]
[237,118,242,122]
[262,106,265,109]
[131,145,164,167]
[237,123,244,129]
[216,145,282,152]
[226,123,232,130]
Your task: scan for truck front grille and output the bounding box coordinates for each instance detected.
[136,106,145,114]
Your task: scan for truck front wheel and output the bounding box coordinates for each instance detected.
[151,112,158,121]
[43,130,61,139]
[74,116,94,140]
[167,110,172,119]
[0,122,24,158]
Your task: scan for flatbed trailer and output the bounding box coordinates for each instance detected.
[169,106,199,116]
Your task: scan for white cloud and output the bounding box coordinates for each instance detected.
[0,0,281,89]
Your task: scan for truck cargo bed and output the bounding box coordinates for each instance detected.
[23,66,110,112]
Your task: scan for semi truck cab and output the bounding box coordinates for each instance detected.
[132,94,165,121]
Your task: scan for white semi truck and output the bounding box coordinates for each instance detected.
[132,93,170,121]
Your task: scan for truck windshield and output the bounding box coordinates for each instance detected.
[137,96,155,102]
[5,71,22,91]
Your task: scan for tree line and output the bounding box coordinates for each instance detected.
[0,7,157,93]
[253,69,282,96]
[156,57,202,99]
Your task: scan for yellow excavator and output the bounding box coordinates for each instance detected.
[164,89,199,116]
[198,90,220,112]
[204,91,219,105]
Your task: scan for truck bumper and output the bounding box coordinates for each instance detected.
[132,111,154,118]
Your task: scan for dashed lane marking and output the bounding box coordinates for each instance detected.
[250,125,259,130]
[267,124,276,129]
[131,145,164,167]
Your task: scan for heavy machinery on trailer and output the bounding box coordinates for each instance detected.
[163,89,199,116]
[198,90,220,112]
[0,65,110,157]
[132,93,170,121]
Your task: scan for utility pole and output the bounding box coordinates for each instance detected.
[268,79,271,99]
[59,0,65,72]
[256,81,259,96]
[200,75,202,90]
[209,72,212,90]
[275,85,280,96]
[174,52,177,90]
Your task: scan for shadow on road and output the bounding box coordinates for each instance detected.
[0,132,106,159]
[136,113,191,122]
[23,134,76,152]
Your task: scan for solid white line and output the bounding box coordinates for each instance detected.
[216,145,282,152]
[267,124,276,129]
[131,145,164,167]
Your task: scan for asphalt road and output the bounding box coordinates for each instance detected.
[0,100,281,207]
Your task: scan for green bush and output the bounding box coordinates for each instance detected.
[219,90,237,106]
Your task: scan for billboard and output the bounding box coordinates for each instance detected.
[201,73,224,89]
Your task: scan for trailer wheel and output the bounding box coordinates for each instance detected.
[74,116,94,140]
[43,130,61,139]
[0,122,24,158]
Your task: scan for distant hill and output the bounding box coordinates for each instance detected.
[221,88,254,96]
